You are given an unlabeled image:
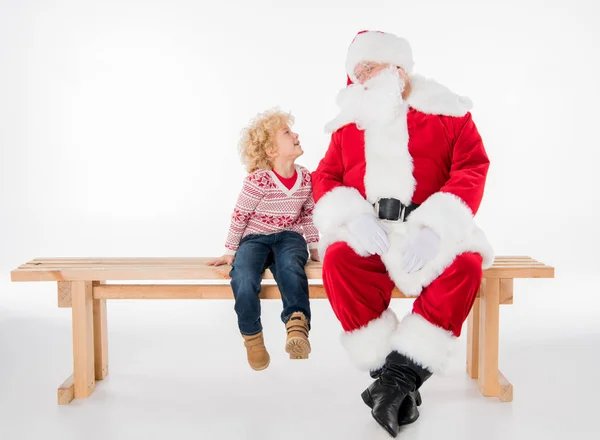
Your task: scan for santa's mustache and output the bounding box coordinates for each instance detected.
[325,67,408,133]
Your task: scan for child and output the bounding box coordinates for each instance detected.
[207,109,320,371]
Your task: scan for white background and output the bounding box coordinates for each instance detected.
[1,1,600,439]
[1,0,599,274]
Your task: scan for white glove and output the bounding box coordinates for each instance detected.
[347,213,390,255]
[402,227,440,274]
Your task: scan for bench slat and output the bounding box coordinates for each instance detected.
[11,257,555,282]
[23,256,544,267]
[92,283,518,301]
[94,284,329,299]
[26,256,538,264]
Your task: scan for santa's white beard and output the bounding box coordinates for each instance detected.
[325,67,409,133]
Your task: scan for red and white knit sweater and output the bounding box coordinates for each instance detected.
[224,165,320,254]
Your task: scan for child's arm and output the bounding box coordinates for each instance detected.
[208,174,264,266]
[299,192,320,261]
[224,174,265,253]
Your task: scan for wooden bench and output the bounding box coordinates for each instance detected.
[10,256,554,405]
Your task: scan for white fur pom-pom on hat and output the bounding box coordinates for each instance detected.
[346,30,414,83]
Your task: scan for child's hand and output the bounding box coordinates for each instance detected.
[207,254,235,266]
[309,248,320,262]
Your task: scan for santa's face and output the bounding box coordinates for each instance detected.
[330,66,408,131]
[353,62,411,92]
[353,62,390,84]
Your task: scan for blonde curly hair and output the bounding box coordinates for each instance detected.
[238,108,295,173]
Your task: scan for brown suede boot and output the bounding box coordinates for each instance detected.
[285,312,311,359]
[242,332,270,371]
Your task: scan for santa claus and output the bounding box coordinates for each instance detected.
[311,30,494,437]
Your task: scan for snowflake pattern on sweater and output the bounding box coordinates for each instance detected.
[224,165,320,254]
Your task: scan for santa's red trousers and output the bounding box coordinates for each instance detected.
[322,242,483,337]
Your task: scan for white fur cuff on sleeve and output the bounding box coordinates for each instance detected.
[313,186,374,233]
[407,192,475,246]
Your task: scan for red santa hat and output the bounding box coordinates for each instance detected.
[346,30,414,84]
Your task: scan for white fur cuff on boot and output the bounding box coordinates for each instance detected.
[340,309,399,372]
[389,313,459,374]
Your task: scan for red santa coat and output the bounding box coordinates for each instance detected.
[312,75,494,296]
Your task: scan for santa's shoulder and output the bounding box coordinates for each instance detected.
[410,108,478,141]
[407,74,473,118]
[329,122,360,138]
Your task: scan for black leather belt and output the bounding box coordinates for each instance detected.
[374,198,420,222]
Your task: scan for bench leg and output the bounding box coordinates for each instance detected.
[466,295,481,379]
[477,278,513,401]
[93,282,109,380]
[57,375,74,405]
[71,281,96,400]
[58,281,72,308]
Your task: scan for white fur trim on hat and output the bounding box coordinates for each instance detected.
[346,31,414,82]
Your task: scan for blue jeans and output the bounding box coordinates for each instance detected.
[229,231,311,336]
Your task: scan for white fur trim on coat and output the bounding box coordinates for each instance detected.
[407,192,494,269]
[409,192,476,248]
[407,74,473,117]
[313,186,376,261]
[346,31,415,81]
[340,309,399,372]
[363,111,415,205]
[318,226,370,263]
[313,186,374,233]
[390,313,458,374]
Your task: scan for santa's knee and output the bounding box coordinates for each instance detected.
[452,252,483,284]
[322,242,355,271]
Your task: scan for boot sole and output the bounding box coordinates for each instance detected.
[285,337,311,359]
[249,357,270,371]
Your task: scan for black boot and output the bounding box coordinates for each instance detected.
[368,368,422,426]
[369,367,383,379]
[397,389,421,426]
[361,351,432,438]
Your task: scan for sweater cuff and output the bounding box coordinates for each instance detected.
[224,248,236,256]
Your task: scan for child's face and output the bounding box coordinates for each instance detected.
[274,126,303,160]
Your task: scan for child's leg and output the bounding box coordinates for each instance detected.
[270,231,311,359]
[270,231,311,325]
[229,235,273,336]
